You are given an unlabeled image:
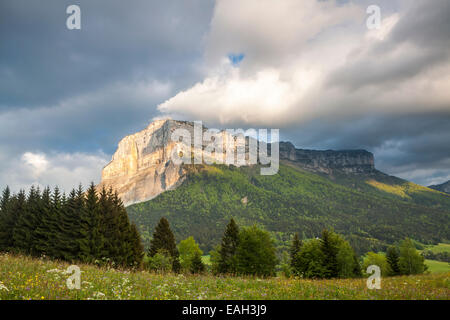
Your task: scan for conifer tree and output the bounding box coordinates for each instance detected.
[128,223,144,268]
[149,217,180,272]
[47,186,63,259]
[218,218,240,274]
[352,250,362,277]
[57,189,82,261]
[33,187,53,256]
[111,191,134,266]
[0,187,14,251]
[82,183,103,262]
[0,183,144,269]
[386,245,400,276]
[289,233,302,271]
[97,186,113,260]
[190,251,205,274]
[321,229,339,278]
[12,187,40,255]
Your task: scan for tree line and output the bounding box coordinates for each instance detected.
[0,182,428,278]
[0,185,144,268]
[146,216,428,278]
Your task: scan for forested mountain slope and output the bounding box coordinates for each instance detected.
[127,164,450,254]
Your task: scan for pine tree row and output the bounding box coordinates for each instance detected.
[0,184,144,268]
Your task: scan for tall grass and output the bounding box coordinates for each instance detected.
[0,253,448,300]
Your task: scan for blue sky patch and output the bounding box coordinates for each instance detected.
[228,53,245,66]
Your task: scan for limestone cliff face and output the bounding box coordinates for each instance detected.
[279,142,375,174]
[98,119,245,206]
[98,120,190,206]
[99,120,376,206]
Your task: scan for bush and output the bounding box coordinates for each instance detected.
[291,230,361,279]
[398,238,427,275]
[362,252,391,277]
[146,249,173,273]
[235,226,278,277]
[293,239,327,278]
[178,236,203,271]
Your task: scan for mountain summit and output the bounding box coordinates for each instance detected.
[99,119,377,206]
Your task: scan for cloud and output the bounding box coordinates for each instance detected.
[158,0,450,128]
[0,151,109,194]
[0,0,214,110]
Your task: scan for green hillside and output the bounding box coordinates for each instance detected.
[127,164,450,254]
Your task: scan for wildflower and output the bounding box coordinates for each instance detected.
[46,268,61,273]
[92,291,106,299]
[0,282,9,292]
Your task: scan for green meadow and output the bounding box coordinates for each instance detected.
[0,253,448,300]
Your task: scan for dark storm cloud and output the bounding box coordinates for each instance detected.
[0,0,213,109]
[327,0,450,90]
[0,0,214,154]
[283,113,450,186]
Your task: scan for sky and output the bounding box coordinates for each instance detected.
[1,0,449,192]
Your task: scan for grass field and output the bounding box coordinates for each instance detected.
[422,243,450,254]
[0,253,448,300]
[425,260,450,274]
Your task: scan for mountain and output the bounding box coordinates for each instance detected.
[110,120,450,254]
[99,119,258,206]
[429,180,450,194]
[99,119,378,206]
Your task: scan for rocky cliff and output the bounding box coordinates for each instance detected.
[279,142,375,174]
[99,119,376,206]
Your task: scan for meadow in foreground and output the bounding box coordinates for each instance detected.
[0,253,448,300]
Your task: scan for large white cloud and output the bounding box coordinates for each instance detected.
[0,150,109,194]
[157,0,450,127]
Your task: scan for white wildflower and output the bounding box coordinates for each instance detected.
[92,291,106,299]
[0,282,9,292]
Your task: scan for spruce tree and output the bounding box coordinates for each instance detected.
[218,218,240,274]
[352,250,362,277]
[386,245,400,276]
[97,186,114,261]
[190,251,205,274]
[57,189,82,261]
[0,187,14,251]
[47,187,63,259]
[83,183,103,262]
[33,187,53,256]
[321,229,339,278]
[12,187,40,255]
[0,183,144,269]
[127,223,144,268]
[289,233,302,272]
[149,217,180,272]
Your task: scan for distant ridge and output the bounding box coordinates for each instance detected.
[429,180,450,194]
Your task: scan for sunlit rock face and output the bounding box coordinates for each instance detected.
[98,119,248,206]
[99,120,376,206]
